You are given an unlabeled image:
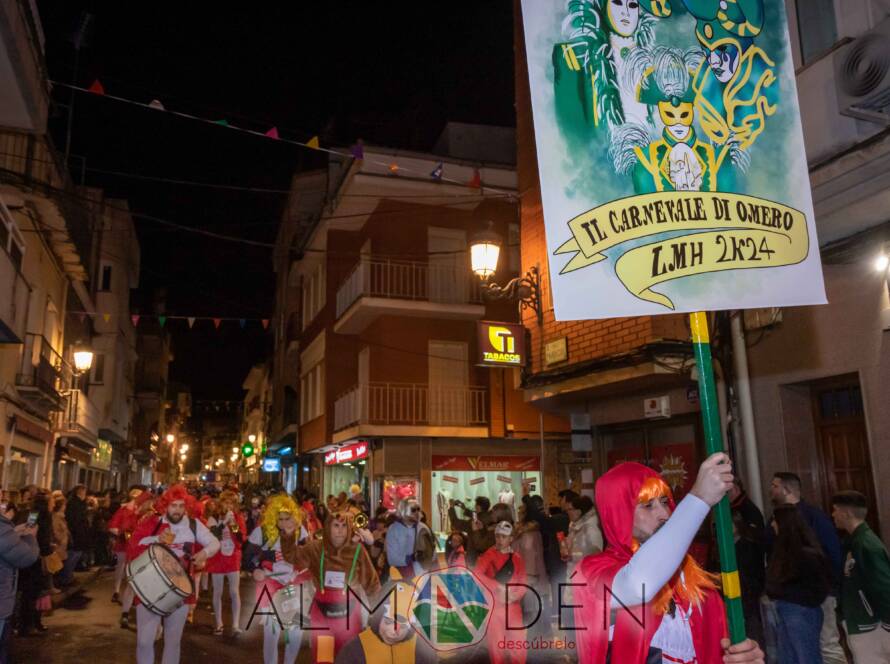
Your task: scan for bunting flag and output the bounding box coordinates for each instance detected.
[468,168,482,189]
[261,319,269,330]
[158,315,167,327]
[50,80,505,194]
[187,317,196,328]
[213,318,222,329]
[238,319,246,329]
[103,313,111,323]
[431,163,444,180]
[131,315,140,327]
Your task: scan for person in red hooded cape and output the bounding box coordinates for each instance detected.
[573,453,765,664]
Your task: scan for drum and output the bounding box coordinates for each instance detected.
[271,581,315,628]
[127,543,194,616]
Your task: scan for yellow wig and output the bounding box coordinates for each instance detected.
[262,494,304,546]
[634,476,718,615]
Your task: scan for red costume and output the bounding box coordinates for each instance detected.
[205,511,247,574]
[574,463,727,664]
[477,546,528,664]
[109,503,140,553]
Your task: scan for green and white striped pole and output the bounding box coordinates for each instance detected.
[689,312,746,644]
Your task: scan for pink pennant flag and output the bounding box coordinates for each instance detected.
[187,317,196,328]
[103,313,111,323]
[88,79,105,95]
[213,318,222,329]
[264,127,279,139]
[261,319,269,330]
[131,315,140,327]
[148,99,165,111]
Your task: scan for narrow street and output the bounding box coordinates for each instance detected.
[14,571,311,663]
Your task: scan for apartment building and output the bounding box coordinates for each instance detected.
[271,130,568,538]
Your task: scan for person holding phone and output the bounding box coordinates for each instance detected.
[15,490,53,637]
[0,500,38,660]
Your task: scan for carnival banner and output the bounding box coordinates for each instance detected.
[520,0,826,319]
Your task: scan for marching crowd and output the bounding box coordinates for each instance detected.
[0,458,886,664]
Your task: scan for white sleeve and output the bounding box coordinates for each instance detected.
[248,526,263,546]
[138,535,159,546]
[609,494,710,608]
[195,520,220,558]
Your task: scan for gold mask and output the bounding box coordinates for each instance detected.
[658,101,694,127]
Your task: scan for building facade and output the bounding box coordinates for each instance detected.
[272,132,569,540]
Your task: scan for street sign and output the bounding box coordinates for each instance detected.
[476,321,526,367]
[520,0,826,320]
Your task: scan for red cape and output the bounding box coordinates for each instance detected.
[574,463,727,664]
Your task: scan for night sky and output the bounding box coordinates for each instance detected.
[36,3,515,399]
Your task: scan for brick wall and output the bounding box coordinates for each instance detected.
[513,2,687,377]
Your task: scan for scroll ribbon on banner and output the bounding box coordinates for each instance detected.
[554,191,809,309]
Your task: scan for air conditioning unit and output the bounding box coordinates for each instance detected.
[835,17,890,124]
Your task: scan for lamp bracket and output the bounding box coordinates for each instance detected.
[480,265,543,325]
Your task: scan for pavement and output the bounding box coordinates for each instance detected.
[12,569,312,664]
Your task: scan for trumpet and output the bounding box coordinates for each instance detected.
[229,520,240,535]
[353,513,369,530]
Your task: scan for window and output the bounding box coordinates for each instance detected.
[0,201,25,271]
[300,364,324,424]
[796,0,837,65]
[300,332,325,424]
[91,353,106,384]
[100,265,113,292]
[301,263,326,329]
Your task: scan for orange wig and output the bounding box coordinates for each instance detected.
[634,476,718,614]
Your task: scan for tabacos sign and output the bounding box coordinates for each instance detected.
[324,440,370,466]
[477,321,526,367]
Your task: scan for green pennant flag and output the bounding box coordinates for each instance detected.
[158,315,167,327]
[214,119,229,127]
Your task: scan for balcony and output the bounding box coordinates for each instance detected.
[54,388,99,447]
[0,0,50,132]
[15,333,69,412]
[334,257,484,334]
[333,382,488,443]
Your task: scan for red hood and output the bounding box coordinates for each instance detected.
[595,462,675,558]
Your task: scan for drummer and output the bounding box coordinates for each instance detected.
[246,494,310,664]
[285,509,380,663]
[130,484,220,664]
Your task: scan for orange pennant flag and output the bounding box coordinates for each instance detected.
[468,168,482,189]
[213,318,222,329]
[88,79,105,95]
[103,313,111,323]
[261,319,270,330]
[306,136,320,149]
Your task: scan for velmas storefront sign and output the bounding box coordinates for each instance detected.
[477,321,526,367]
[324,440,370,466]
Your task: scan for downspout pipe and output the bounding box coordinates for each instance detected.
[731,312,764,511]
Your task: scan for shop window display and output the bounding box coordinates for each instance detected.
[430,455,541,545]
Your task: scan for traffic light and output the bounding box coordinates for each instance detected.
[241,441,255,457]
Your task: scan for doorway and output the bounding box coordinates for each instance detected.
[810,375,879,534]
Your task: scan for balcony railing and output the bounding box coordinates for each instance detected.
[336,257,481,318]
[54,388,99,446]
[15,333,70,410]
[334,382,487,431]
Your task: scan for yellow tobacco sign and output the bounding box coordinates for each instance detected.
[555,192,808,309]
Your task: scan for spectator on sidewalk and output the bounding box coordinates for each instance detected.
[50,492,70,588]
[448,496,494,565]
[562,495,603,579]
[770,471,846,664]
[64,486,90,578]
[766,504,832,664]
[0,501,38,663]
[16,490,53,636]
[831,490,890,664]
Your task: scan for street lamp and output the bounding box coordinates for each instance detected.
[469,221,542,324]
[232,447,239,454]
[166,433,175,444]
[72,343,94,374]
[876,253,889,272]
[248,434,257,444]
